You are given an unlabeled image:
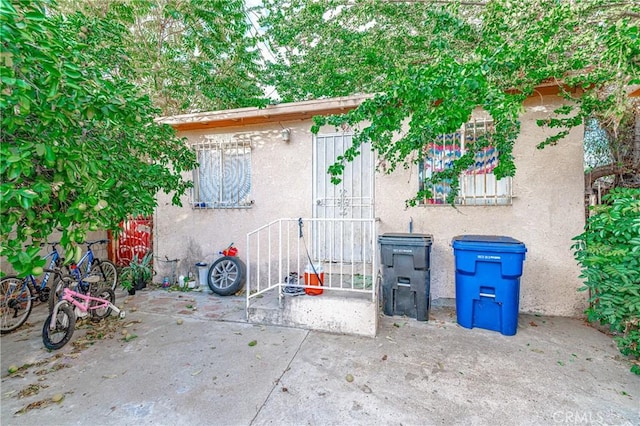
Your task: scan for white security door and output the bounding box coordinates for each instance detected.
[313,133,374,262]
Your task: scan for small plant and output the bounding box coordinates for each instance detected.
[573,188,640,375]
[120,252,153,295]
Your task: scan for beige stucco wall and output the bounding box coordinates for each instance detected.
[154,122,317,280]
[376,95,587,316]
[156,94,587,316]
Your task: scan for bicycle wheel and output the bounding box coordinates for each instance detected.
[42,303,75,350]
[207,256,246,296]
[0,276,33,334]
[90,287,115,320]
[91,260,118,292]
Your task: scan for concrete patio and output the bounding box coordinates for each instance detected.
[1,287,638,425]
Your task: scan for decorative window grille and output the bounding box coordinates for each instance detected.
[191,136,252,209]
[419,118,512,206]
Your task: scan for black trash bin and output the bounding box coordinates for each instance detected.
[378,233,433,321]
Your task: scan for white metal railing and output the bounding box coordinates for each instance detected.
[246,218,377,313]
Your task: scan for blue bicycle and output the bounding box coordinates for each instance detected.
[0,242,67,334]
[48,239,118,313]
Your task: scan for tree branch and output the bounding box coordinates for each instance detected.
[585,162,639,190]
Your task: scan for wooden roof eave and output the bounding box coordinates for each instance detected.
[161,81,637,132]
[157,94,373,132]
[165,106,362,132]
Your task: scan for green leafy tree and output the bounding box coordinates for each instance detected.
[573,188,640,374]
[0,0,197,277]
[261,0,640,203]
[60,0,268,115]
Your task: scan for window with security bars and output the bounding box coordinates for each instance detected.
[191,136,252,209]
[419,119,511,206]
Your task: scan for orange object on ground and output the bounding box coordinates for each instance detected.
[304,265,324,295]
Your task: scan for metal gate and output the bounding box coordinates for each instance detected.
[109,217,153,267]
[313,133,375,263]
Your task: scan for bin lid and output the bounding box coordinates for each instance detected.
[452,235,526,253]
[378,233,433,246]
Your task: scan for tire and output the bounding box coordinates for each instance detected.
[90,287,115,320]
[48,275,75,314]
[91,260,118,292]
[0,277,32,334]
[42,303,75,350]
[207,256,246,296]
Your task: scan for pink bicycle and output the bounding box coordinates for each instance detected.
[43,277,125,350]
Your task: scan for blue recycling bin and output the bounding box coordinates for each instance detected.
[452,235,527,336]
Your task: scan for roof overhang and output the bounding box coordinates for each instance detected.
[159,81,637,132]
[157,94,372,132]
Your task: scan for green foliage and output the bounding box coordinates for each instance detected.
[262,0,640,204]
[0,0,197,277]
[60,0,268,115]
[120,251,154,291]
[573,188,640,374]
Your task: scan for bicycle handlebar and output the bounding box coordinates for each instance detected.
[85,239,109,247]
[25,241,61,250]
[24,240,107,253]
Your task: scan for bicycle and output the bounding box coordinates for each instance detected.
[71,239,118,291]
[48,239,118,312]
[0,242,67,334]
[43,277,125,350]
